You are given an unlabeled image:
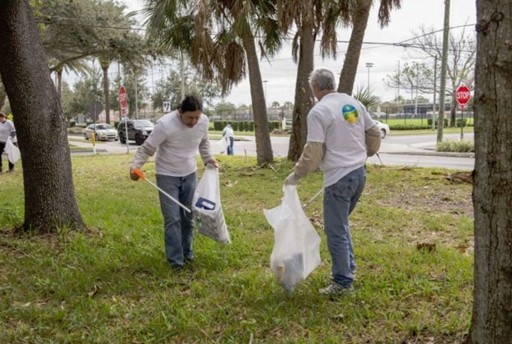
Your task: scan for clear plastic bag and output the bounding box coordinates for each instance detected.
[264,185,321,294]
[214,138,228,155]
[5,137,20,164]
[192,167,231,243]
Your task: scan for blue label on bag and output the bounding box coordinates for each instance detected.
[195,197,216,210]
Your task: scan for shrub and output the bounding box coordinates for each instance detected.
[390,124,432,130]
[437,139,474,152]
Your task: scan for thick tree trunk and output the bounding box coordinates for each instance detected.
[466,1,512,342]
[287,21,315,162]
[241,27,273,166]
[0,0,85,232]
[337,0,372,95]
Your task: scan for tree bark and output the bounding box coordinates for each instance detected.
[337,0,372,95]
[287,18,315,162]
[466,1,512,342]
[99,57,111,124]
[0,0,85,232]
[241,26,274,166]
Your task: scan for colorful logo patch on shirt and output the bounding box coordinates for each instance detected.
[341,104,359,124]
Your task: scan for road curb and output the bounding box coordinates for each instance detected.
[384,151,474,158]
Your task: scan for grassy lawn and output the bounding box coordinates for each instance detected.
[0,155,474,343]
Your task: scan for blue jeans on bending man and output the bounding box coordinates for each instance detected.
[156,172,197,268]
[323,166,366,288]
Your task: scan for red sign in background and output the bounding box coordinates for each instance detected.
[119,85,128,115]
[456,85,471,109]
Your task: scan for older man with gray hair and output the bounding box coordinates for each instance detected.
[284,67,381,297]
[0,111,16,173]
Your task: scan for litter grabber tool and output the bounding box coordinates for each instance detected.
[302,187,324,210]
[132,168,191,213]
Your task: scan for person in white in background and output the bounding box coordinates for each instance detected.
[284,68,381,297]
[0,112,16,173]
[130,95,218,270]
[222,123,235,155]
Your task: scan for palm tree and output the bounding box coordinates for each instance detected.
[338,0,403,95]
[277,0,352,161]
[144,0,282,166]
[37,0,145,124]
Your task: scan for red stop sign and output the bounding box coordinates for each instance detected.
[119,85,128,115]
[456,85,471,106]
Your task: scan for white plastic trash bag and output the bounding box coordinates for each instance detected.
[214,137,228,155]
[5,137,20,164]
[192,167,231,243]
[264,185,321,294]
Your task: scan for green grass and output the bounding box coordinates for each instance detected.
[0,156,473,343]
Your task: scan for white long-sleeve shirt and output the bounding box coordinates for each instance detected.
[131,111,213,177]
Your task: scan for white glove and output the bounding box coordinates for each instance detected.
[284,172,300,186]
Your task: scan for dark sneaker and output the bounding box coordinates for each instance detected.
[185,253,195,262]
[319,283,354,297]
[171,264,184,273]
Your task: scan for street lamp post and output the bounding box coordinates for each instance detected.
[365,62,374,89]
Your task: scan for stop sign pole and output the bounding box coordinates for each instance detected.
[456,85,471,140]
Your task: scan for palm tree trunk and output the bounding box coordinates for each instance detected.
[288,23,315,162]
[0,0,85,232]
[337,0,372,95]
[102,65,110,124]
[240,27,273,166]
[56,67,63,100]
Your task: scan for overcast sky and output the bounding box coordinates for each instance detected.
[123,0,476,106]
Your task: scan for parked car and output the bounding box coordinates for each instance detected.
[82,123,118,141]
[374,120,390,139]
[117,119,154,145]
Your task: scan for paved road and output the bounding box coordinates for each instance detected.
[70,133,475,171]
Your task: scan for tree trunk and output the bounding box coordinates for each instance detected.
[102,65,110,124]
[466,1,512,342]
[287,19,315,162]
[241,26,273,166]
[450,99,456,127]
[337,0,372,95]
[56,68,63,100]
[0,0,85,232]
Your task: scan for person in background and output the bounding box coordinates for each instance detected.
[0,111,16,173]
[284,68,381,297]
[130,95,218,270]
[222,123,235,155]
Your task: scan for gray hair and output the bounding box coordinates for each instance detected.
[309,68,336,91]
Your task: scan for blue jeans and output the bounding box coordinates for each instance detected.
[156,172,197,267]
[227,137,234,155]
[323,166,366,287]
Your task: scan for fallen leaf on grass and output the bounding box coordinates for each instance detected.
[88,284,100,298]
[416,243,436,252]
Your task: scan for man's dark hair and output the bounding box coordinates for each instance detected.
[178,95,203,112]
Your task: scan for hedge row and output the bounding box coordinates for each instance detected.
[213,120,282,132]
[390,119,472,130]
